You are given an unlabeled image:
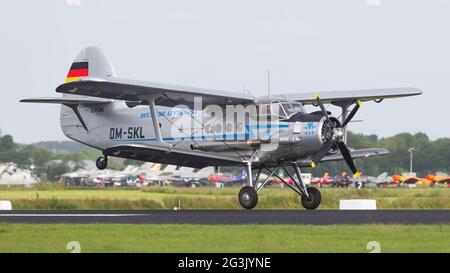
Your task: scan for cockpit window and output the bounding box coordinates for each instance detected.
[273,103,286,117]
[257,103,287,119]
[257,101,305,119]
[291,102,305,113]
[282,103,296,117]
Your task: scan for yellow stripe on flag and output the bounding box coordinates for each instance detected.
[65,76,84,83]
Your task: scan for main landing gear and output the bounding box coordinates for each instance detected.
[239,186,258,209]
[96,155,108,170]
[238,162,322,210]
[300,187,321,210]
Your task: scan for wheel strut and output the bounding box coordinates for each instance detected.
[238,161,259,209]
[265,163,322,210]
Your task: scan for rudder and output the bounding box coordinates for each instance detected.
[65,46,116,83]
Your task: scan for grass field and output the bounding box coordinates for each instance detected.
[1,185,450,253]
[0,223,449,252]
[1,184,450,209]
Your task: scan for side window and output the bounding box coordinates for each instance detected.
[275,103,287,118]
[292,102,304,113]
[258,104,271,115]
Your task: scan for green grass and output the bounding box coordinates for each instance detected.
[0,223,449,252]
[2,186,450,209]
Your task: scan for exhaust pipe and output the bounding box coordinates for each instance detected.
[191,140,269,152]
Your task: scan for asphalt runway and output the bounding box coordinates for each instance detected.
[1,210,450,224]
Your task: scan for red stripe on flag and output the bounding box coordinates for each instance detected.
[67,68,88,78]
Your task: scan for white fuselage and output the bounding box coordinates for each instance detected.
[60,101,326,165]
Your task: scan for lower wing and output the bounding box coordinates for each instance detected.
[321,148,389,162]
[102,144,244,169]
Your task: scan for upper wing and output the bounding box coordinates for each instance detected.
[321,147,389,162]
[20,96,112,105]
[55,77,256,107]
[55,76,421,107]
[272,88,422,105]
[103,144,243,169]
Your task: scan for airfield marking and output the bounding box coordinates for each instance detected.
[1,210,450,224]
[0,214,141,217]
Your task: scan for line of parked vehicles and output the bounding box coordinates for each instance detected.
[310,172,450,188]
[1,161,448,189]
[60,163,246,188]
[61,163,450,189]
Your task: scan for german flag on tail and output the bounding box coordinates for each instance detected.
[66,61,88,83]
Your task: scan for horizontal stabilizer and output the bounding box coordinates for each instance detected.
[20,96,112,132]
[20,97,112,105]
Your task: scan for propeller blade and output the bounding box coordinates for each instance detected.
[341,100,362,128]
[337,141,358,174]
[311,140,335,168]
[314,93,331,123]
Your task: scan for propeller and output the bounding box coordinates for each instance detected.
[311,94,362,178]
[342,100,362,128]
[313,93,331,124]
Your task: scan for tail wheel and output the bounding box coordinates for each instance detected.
[301,187,321,210]
[238,186,258,209]
[96,156,108,170]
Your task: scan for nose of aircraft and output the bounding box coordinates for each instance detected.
[311,94,362,178]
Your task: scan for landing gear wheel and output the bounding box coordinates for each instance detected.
[301,187,321,210]
[239,186,258,209]
[96,156,108,170]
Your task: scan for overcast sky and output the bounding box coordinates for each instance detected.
[1,0,448,143]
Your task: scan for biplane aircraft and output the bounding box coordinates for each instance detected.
[21,47,422,209]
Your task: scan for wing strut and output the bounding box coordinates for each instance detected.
[333,99,361,145]
[63,103,89,132]
[340,104,349,144]
[142,95,164,143]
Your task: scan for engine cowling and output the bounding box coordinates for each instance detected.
[320,117,341,154]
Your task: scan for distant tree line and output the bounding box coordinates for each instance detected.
[0,131,449,180]
[315,132,450,177]
[33,140,90,153]
[0,133,102,180]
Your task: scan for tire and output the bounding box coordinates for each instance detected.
[238,186,258,209]
[96,156,108,170]
[301,187,321,210]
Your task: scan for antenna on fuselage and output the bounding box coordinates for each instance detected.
[242,83,253,96]
[267,69,271,100]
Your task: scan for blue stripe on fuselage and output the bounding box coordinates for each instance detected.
[112,123,289,142]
